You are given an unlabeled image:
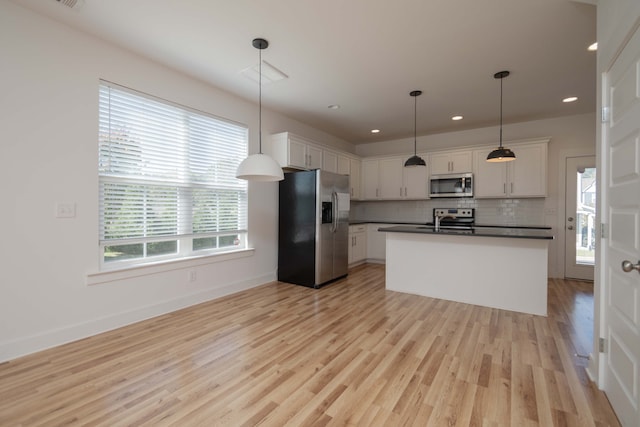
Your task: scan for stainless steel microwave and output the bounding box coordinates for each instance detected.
[429,173,473,198]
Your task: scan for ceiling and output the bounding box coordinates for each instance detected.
[15,0,596,145]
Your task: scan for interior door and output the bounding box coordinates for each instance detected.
[602,23,640,427]
[565,156,596,280]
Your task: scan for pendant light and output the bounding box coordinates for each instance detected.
[236,38,284,181]
[486,71,516,162]
[404,90,427,167]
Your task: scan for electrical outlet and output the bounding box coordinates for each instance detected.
[188,270,197,282]
[55,202,76,218]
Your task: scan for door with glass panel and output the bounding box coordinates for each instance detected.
[565,156,595,280]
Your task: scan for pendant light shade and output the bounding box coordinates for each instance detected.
[236,38,284,181]
[486,71,516,163]
[404,90,426,167]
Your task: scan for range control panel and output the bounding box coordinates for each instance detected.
[433,208,475,219]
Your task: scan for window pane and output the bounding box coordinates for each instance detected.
[147,240,177,257]
[219,235,239,247]
[193,237,216,251]
[576,167,595,266]
[104,243,144,263]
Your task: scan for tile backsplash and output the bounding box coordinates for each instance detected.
[351,198,547,226]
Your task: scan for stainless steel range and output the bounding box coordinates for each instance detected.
[431,208,475,231]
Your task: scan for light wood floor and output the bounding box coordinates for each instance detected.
[0,264,620,426]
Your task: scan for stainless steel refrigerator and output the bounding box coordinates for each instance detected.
[278,169,350,288]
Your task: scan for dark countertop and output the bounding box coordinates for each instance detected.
[378,225,554,240]
[350,220,551,230]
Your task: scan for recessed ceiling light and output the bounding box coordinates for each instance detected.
[328,104,340,110]
[451,115,463,121]
[371,129,380,134]
[588,42,598,51]
[563,96,578,103]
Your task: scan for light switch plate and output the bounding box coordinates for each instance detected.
[56,202,76,218]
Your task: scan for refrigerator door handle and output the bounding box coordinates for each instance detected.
[331,191,338,233]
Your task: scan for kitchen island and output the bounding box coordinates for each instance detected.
[378,225,554,316]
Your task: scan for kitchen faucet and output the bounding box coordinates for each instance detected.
[434,214,455,231]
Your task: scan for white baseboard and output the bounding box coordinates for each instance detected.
[0,273,275,363]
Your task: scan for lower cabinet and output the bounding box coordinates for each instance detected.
[366,223,406,263]
[348,225,367,265]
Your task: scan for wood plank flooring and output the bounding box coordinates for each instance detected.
[0,264,621,426]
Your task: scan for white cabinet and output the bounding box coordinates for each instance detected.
[402,154,429,199]
[361,159,380,199]
[335,154,361,200]
[348,224,367,265]
[349,158,361,200]
[366,223,388,262]
[269,132,322,170]
[379,157,404,199]
[361,157,403,199]
[323,150,338,173]
[361,156,428,200]
[337,154,351,175]
[473,141,548,198]
[365,223,405,262]
[429,150,472,175]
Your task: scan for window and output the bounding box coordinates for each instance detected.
[98,81,248,269]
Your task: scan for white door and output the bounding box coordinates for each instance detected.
[601,23,640,427]
[565,156,596,280]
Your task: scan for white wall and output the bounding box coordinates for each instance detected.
[353,113,597,278]
[0,2,351,362]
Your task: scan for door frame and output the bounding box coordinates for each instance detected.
[557,149,595,280]
[564,155,596,280]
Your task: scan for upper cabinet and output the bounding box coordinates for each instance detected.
[429,150,472,175]
[322,150,338,173]
[361,155,428,200]
[473,140,548,198]
[269,132,322,170]
[336,153,361,200]
[269,132,361,199]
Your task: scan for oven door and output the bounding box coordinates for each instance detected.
[429,173,473,197]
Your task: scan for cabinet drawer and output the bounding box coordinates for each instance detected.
[350,224,366,233]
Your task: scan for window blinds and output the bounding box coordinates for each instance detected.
[98,81,248,263]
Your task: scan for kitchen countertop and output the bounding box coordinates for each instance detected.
[351,220,551,230]
[378,224,554,240]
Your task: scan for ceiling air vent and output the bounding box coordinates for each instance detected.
[55,0,79,8]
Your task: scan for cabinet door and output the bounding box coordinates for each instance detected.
[352,232,367,263]
[337,154,351,175]
[361,160,379,199]
[366,224,387,261]
[350,158,361,200]
[307,145,323,170]
[429,152,454,175]
[429,151,472,174]
[473,148,508,197]
[508,143,547,197]
[378,157,404,199]
[403,154,429,199]
[288,138,308,169]
[323,150,338,173]
[449,151,472,173]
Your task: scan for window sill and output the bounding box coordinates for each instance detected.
[86,248,255,286]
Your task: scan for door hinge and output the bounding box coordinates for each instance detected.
[601,106,610,123]
[600,223,607,239]
[599,337,606,353]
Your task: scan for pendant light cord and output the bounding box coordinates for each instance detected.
[499,75,503,149]
[258,47,263,155]
[414,94,417,154]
